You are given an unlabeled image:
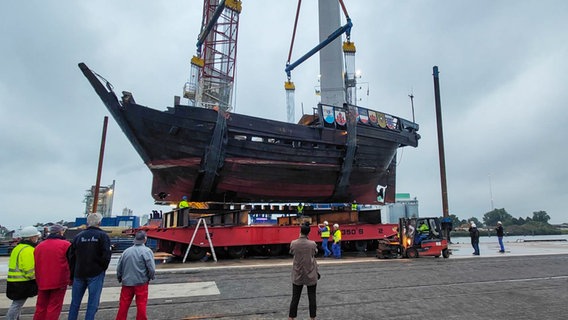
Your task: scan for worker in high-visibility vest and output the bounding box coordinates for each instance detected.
[418,221,430,233]
[332,223,342,259]
[178,196,189,209]
[415,221,430,245]
[318,221,331,257]
[6,226,41,320]
[297,203,304,215]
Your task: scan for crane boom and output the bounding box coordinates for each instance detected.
[196,0,228,53]
[285,18,352,78]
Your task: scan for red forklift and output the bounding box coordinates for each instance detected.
[377,217,450,259]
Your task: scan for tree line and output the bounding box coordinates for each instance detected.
[443,208,561,236]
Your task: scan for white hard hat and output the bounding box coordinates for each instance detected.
[19,226,41,238]
[333,223,339,228]
[497,221,502,225]
[324,221,329,226]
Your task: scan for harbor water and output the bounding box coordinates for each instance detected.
[448,234,568,257]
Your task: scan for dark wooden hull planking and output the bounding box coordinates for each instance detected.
[79,63,419,205]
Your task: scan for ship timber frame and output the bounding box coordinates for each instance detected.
[194,108,228,200]
[332,103,357,200]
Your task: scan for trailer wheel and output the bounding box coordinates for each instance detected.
[406,248,419,259]
[227,246,246,259]
[250,244,283,257]
[442,248,450,258]
[187,246,206,261]
[355,241,368,253]
[267,244,283,256]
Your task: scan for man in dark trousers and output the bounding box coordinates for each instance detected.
[469,222,480,256]
[288,223,319,320]
[496,221,505,253]
[67,213,112,320]
[441,216,453,243]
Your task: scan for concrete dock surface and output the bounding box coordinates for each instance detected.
[1,240,567,319]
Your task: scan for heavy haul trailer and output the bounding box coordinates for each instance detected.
[139,204,399,261]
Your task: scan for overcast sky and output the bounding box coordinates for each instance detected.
[1,1,567,230]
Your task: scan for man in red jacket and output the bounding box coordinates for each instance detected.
[33,224,71,320]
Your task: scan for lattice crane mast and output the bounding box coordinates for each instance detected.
[183,0,242,112]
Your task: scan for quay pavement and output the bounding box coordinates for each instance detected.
[1,240,567,319]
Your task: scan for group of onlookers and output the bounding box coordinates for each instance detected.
[5,212,155,320]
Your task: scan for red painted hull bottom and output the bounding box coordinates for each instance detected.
[149,158,387,204]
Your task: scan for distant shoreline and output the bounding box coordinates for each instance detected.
[451,231,565,237]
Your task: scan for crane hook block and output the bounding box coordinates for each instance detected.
[284,81,295,91]
[225,0,242,13]
[342,41,356,53]
[191,56,205,68]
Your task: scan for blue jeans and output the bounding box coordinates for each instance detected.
[498,237,505,252]
[472,241,480,255]
[321,238,331,257]
[332,242,341,258]
[68,272,106,320]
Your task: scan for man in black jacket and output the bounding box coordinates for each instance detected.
[67,212,111,320]
[469,222,480,256]
[496,221,505,253]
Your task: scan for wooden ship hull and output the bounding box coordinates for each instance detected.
[79,63,419,205]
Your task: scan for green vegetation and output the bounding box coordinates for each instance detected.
[444,209,561,236]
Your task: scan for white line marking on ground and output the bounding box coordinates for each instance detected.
[0,281,219,309]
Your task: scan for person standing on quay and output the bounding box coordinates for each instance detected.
[441,216,453,243]
[469,222,480,256]
[288,224,319,320]
[332,223,342,259]
[496,221,505,253]
[115,231,156,320]
[6,226,41,320]
[67,213,112,320]
[34,224,71,320]
[317,221,331,257]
